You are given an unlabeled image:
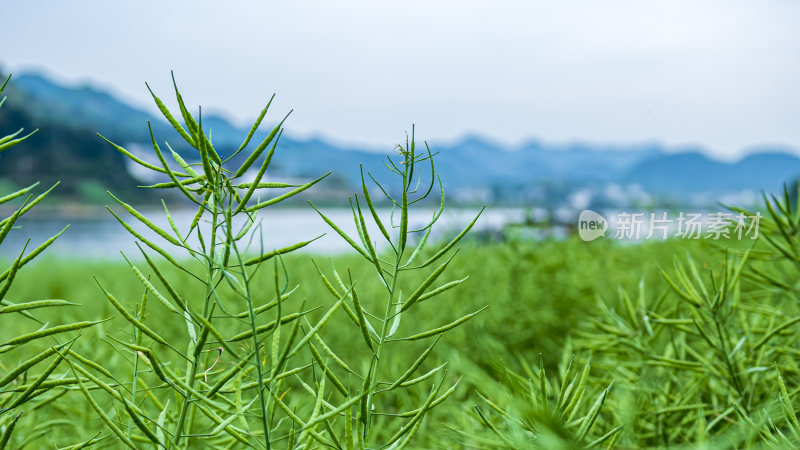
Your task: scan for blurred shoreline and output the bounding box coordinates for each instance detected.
[2,206,524,260]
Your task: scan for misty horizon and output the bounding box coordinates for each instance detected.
[4,65,799,164]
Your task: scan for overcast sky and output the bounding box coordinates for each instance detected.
[4,0,800,159]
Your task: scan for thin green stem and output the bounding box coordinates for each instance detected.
[234,241,272,449]
[175,192,220,446]
[364,151,411,441]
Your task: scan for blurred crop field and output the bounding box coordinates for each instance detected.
[2,236,724,447]
[7,238,715,359]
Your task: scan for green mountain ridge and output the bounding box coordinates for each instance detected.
[2,70,800,207]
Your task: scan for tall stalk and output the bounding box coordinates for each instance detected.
[312,127,486,447]
[83,74,331,449]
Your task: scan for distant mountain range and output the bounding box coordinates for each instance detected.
[1,70,799,206]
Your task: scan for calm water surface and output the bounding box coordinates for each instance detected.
[1,207,525,260]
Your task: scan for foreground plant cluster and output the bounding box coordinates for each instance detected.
[0,74,799,449]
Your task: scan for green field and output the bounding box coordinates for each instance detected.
[4,234,770,448]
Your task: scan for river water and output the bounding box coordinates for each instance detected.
[0,207,525,261]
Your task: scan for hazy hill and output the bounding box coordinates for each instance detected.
[2,69,800,207]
